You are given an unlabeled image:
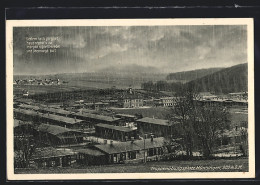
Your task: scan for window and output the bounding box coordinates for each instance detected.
[128,151,136,159]
[148,148,155,156]
[113,154,117,162]
[158,148,163,155]
[120,152,126,161]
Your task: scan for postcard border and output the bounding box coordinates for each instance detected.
[6,18,255,180]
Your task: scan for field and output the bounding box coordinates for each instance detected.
[13,84,96,96]
[15,158,248,174]
[229,107,248,127]
[112,107,171,119]
[14,72,167,94]
[112,106,248,127]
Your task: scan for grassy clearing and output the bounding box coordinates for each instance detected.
[113,107,171,119]
[15,158,248,174]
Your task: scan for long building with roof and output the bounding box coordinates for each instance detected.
[37,124,85,145]
[41,107,73,117]
[14,108,41,122]
[17,104,41,111]
[13,108,86,129]
[40,113,85,129]
[95,123,137,141]
[17,104,73,117]
[76,137,179,165]
[136,117,181,137]
[115,113,137,122]
[26,147,75,168]
[72,112,121,127]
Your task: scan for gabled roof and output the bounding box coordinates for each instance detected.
[94,137,166,154]
[41,113,84,124]
[115,113,136,118]
[13,119,32,128]
[18,104,40,111]
[31,147,76,160]
[95,123,137,132]
[38,123,80,136]
[160,97,174,100]
[42,107,72,115]
[120,93,144,100]
[229,92,247,95]
[136,117,170,126]
[14,108,41,117]
[15,98,34,104]
[76,148,105,156]
[14,119,21,127]
[14,108,83,124]
[73,112,121,122]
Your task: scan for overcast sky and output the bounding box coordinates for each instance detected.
[13,25,247,75]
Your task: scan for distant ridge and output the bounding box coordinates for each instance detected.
[186,63,248,93]
[166,67,224,83]
[98,64,160,74]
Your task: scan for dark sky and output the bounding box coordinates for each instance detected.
[13,25,247,75]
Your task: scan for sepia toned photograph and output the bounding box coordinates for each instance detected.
[6,19,255,180]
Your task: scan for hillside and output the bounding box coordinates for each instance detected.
[166,68,224,83]
[186,63,248,93]
[99,64,160,74]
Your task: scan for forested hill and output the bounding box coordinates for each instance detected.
[166,68,224,82]
[141,63,248,93]
[186,63,248,93]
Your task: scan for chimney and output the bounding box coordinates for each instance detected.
[131,137,134,143]
[110,140,113,145]
[151,134,154,142]
[74,116,77,122]
[104,139,107,144]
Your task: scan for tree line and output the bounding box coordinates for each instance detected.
[166,89,243,159]
[141,81,184,93]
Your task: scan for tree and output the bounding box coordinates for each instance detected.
[192,104,230,158]
[169,88,231,158]
[14,122,39,168]
[239,127,248,156]
[169,88,199,158]
[141,81,154,91]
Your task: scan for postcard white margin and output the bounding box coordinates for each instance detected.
[6,18,255,180]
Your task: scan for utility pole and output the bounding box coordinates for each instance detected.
[144,134,147,163]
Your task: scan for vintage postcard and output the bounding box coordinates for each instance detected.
[6,18,255,180]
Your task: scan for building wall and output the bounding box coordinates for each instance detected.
[106,146,168,164]
[95,126,137,141]
[123,99,144,108]
[38,132,84,146]
[161,98,174,107]
[72,115,119,126]
[14,111,40,123]
[137,122,181,138]
[34,155,73,168]
[76,154,108,165]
